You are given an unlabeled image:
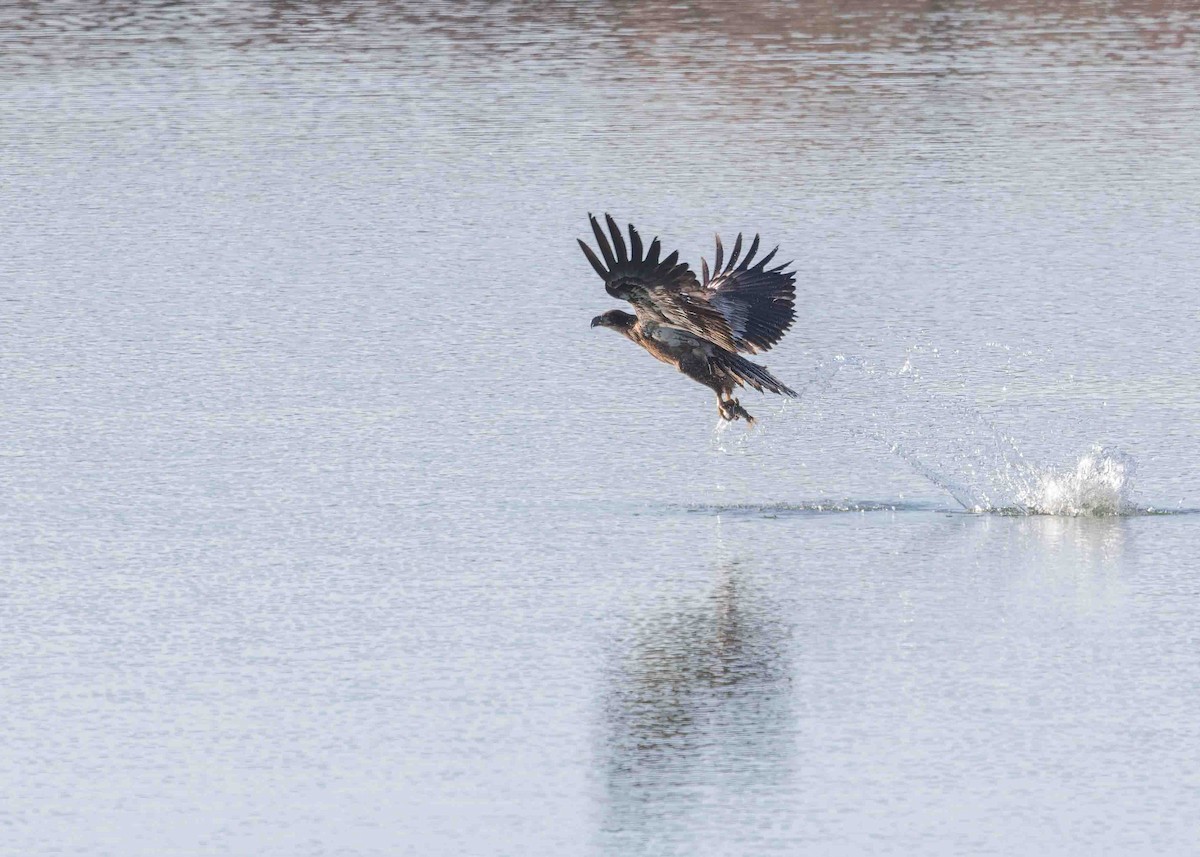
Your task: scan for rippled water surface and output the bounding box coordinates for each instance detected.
[3,2,1200,855]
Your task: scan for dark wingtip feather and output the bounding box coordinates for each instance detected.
[628,224,643,262]
[605,213,627,264]
[743,234,760,268]
[701,258,710,285]
[713,234,724,274]
[725,233,743,272]
[590,214,616,268]
[645,237,661,265]
[578,239,609,279]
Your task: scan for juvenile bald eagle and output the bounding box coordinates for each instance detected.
[582,213,798,424]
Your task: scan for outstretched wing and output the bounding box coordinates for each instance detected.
[700,232,796,354]
[578,213,738,351]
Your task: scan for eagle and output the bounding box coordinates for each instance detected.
[581,213,798,424]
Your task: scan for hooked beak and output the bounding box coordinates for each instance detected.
[590,316,603,328]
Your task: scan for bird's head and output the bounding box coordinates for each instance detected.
[591,309,636,332]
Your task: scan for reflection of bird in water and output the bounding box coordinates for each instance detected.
[600,561,793,843]
[581,214,798,424]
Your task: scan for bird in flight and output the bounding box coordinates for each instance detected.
[581,213,798,424]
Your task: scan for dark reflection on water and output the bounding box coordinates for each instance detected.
[600,558,794,853]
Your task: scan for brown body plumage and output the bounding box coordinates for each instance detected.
[582,214,798,423]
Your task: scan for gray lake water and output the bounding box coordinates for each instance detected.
[3,2,1200,854]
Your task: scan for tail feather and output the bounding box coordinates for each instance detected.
[714,351,797,398]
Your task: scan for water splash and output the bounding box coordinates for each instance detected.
[1009,446,1137,517]
[788,352,1143,517]
[710,408,769,454]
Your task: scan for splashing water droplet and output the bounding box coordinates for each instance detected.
[784,352,1145,517]
[1016,446,1136,517]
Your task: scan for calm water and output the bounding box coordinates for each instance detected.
[3,2,1200,854]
